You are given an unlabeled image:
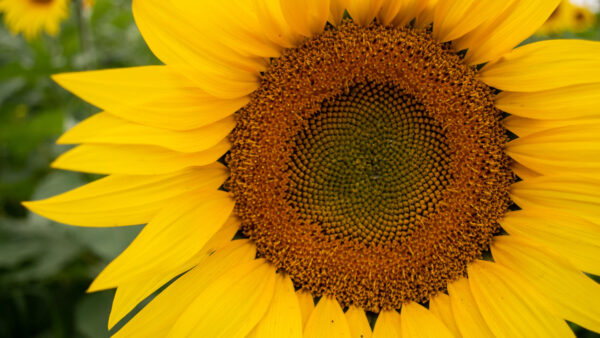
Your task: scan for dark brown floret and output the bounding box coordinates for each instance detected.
[228,22,513,311]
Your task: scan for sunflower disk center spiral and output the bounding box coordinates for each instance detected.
[288,82,450,244]
[229,23,513,311]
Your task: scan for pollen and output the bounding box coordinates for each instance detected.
[228,22,514,311]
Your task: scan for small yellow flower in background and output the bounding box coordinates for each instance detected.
[537,0,597,35]
[0,0,69,40]
[23,0,600,336]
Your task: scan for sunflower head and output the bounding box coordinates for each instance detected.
[23,0,600,336]
[0,0,69,40]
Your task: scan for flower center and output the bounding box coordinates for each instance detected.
[288,82,450,244]
[228,22,513,311]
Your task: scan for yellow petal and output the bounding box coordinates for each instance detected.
[377,0,405,26]
[131,0,267,72]
[456,0,559,65]
[510,175,600,225]
[280,0,330,37]
[506,124,600,177]
[492,235,600,333]
[170,0,282,59]
[53,67,248,130]
[510,161,542,181]
[372,310,401,338]
[58,113,235,153]
[415,0,438,29]
[330,0,350,25]
[479,39,600,92]
[106,215,240,328]
[503,115,600,138]
[254,0,303,48]
[433,0,510,42]
[113,240,257,338]
[22,166,227,227]
[51,140,230,175]
[345,306,372,338]
[89,191,234,291]
[501,209,600,276]
[347,0,383,26]
[467,260,575,338]
[400,302,454,338]
[132,0,269,97]
[496,83,600,120]
[248,274,303,338]
[447,278,494,338]
[386,0,428,27]
[428,293,461,338]
[297,290,315,328]
[304,296,351,338]
[168,258,277,338]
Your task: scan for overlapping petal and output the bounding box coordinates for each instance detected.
[456,0,559,65]
[467,260,574,337]
[53,67,248,130]
[58,113,235,153]
[113,240,257,337]
[23,166,227,227]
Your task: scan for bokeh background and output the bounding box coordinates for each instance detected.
[0,0,599,337]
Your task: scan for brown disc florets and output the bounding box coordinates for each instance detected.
[228,22,513,311]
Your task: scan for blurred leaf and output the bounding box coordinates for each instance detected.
[75,291,113,338]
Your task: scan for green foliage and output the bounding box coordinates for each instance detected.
[0,0,154,336]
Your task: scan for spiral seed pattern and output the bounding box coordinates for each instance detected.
[288,82,450,244]
[228,22,514,311]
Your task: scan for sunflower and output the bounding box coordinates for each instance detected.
[537,0,597,35]
[0,0,69,40]
[23,0,600,336]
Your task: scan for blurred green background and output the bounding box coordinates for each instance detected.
[0,0,158,337]
[0,1,599,337]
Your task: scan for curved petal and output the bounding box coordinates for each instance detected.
[347,0,383,26]
[254,0,303,48]
[510,161,542,181]
[89,191,234,291]
[345,306,372,338]
[52,67,248,130]
[456,0,559,65]
[280,0,330,37]
[297,290,315,328]
[304,296,351,338]
[496,83,600,120]
[510,175,600,225]
[384,0,428,27]
[132,0,273,70]
[467,260,575,338]
[107,215,240,328]
[112,240,257,337]
[372,309,401,338]
[492,235,600,333]
[503,115,600,138]
[506,124,600,177]
[330,0,350,25]
[433,0,510,43]
[167,259,277,337]
[501,209,600,276]
[428,293,461,337]
[479,40,600,92]
[58,113,235,153]
[400,302,454,338]
[447,277,494,338]
[136,0,265,99]
[247,274,303,338]
[22,166,227,227]
[51,140,230,175]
